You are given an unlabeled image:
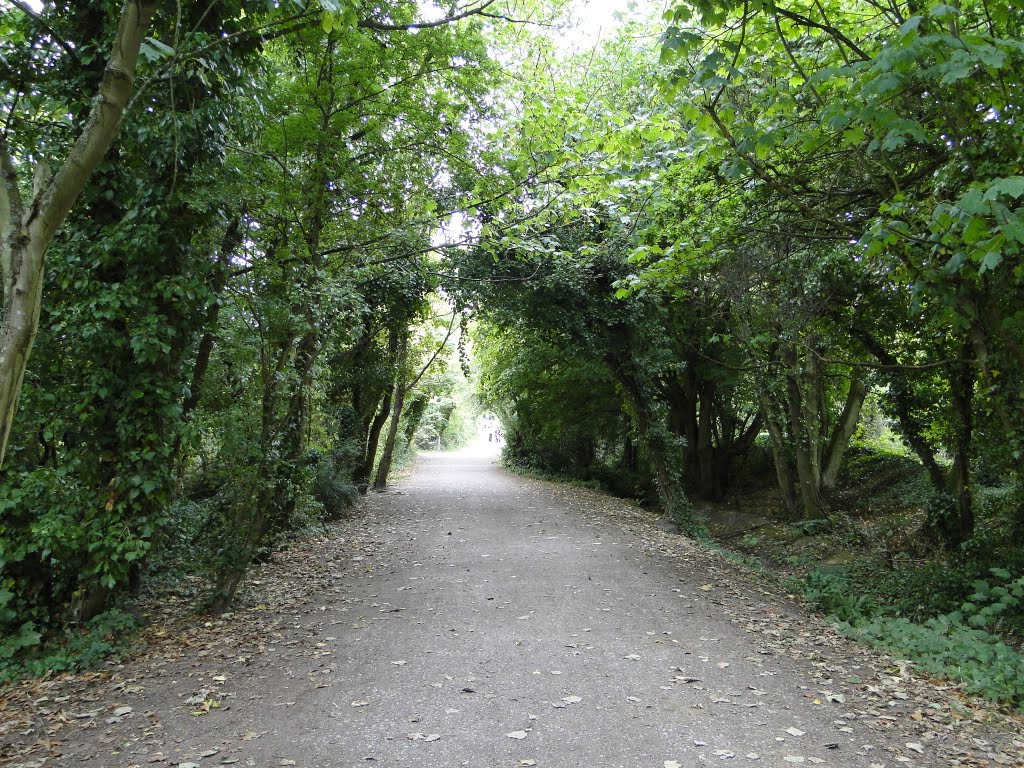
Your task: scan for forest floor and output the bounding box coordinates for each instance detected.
[2,444,1023,768]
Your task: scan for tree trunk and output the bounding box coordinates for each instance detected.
[353,327,401,489]
[0,0,160,469]
[784,351,826,518]
[935,349,976,547]
[820,377,867,491]
[373,335,410,491]
[605,340,695,533]
[696,379,719,499]
[760,392,799,517]
[851,326,948,491]
[182,214,245,420]
[207,496,269,614]
[355,389,392,491]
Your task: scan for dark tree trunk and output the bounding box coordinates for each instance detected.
[181,214,245,421]
[605,335,696,533]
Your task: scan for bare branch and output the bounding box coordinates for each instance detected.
[769,3,871,61]
[357,0,500,31]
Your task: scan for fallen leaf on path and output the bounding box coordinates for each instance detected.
[351,700,369,707]
[507,730,528,739]
[406,732,440,742]
[111,705,133,717]
[785,727,805,737]
[906,742,925,754]
[624,654,641,661]
[783,757,805,763]
[664,762,682,768]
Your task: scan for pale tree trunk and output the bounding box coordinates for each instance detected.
[373,311,458,491]
[373,335,410,491]
[759,392,799,517]
[820,377,867,491]
[762,353,867,519]
[0,0,160,469]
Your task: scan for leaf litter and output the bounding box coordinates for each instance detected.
[1,477,1023,767]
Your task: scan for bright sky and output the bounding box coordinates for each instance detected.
[566,0,650,49]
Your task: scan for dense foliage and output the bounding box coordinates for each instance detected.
[454,0,1024,701]
[1,0,1023,702]
[0,0,495,668]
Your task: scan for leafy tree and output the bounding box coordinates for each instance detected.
[1,0,274,638]
[1,0,502,654]
[652,0,1024,540]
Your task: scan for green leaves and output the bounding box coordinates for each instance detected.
[139,36,174,62]
[983,177,1024,202]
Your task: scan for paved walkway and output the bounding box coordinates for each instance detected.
[12,445,994,767]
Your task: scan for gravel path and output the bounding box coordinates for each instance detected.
[4,446,1022,767]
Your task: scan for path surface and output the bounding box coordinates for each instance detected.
[4,446,1022,767]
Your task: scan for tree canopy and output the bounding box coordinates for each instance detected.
[1,0,1023,680]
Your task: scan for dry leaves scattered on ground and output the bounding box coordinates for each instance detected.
[2,478,1023,767]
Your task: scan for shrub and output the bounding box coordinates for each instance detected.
[809,567,1024,710]
[1,609,138,682]
[790,567,880,624]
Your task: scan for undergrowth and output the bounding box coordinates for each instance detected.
[0,608,138,683]
[790,566,1024,710]
[741,438,1024,711]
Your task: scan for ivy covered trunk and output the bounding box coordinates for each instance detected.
[0,1,160,468]
[605,338,697,535]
